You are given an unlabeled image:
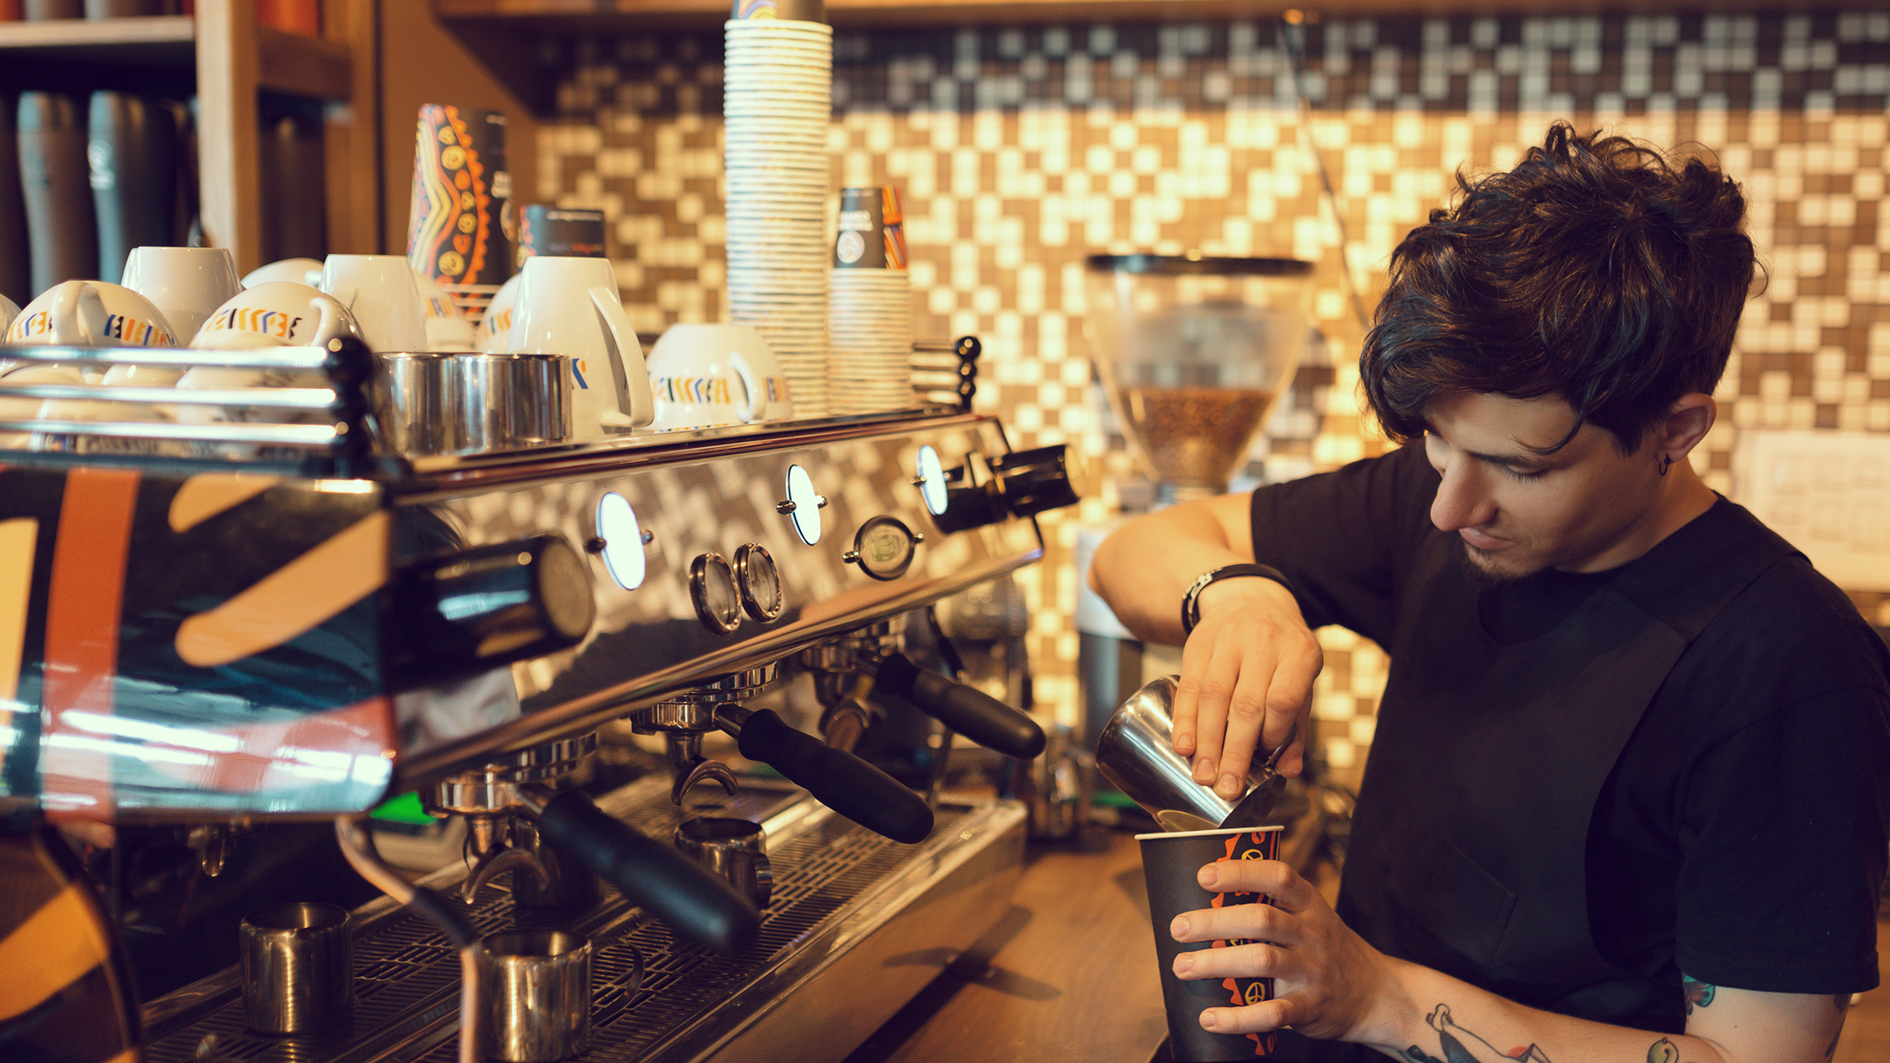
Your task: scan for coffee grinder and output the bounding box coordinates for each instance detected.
[1075,253,1314,751]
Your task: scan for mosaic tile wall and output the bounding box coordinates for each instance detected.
[536,11,1890,785]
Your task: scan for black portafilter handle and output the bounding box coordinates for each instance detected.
[533,789,759,953]
[875,651,1046,761]
[720,707,935,844]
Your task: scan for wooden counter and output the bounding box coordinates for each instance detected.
[844,826,1169,1063]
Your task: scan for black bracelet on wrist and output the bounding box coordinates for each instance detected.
[1180,563,1297,636]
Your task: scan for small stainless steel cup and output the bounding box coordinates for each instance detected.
[1095,675,1254,832]
[372,351,464,456]
[674,816,773,909]
[239,901,353,1034]
[475,929,592,1063]
[452,352,570,453]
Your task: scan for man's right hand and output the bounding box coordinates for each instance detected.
[1086,493,1324,796]
[1173,573,1322,797]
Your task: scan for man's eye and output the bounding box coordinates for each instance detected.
[1502,465,1549,481]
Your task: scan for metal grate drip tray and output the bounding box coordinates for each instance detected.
[142,776,1026,1063]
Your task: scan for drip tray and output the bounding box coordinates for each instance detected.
[141,777,1028,1063]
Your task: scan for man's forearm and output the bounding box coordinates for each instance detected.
[1356,960,1838,1063]
[1087,494,1255,645]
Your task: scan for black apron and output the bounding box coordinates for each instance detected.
[1284,503,1796,1061]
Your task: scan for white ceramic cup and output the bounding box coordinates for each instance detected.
[647,323,793,431]
[5,279,178,348]
[476,273,522,352]
[242,257,325,289]
[507,256,654,439]
[320,254,428,353]
[0,362,87,445]
[191,282,361,351]
[413,270,476,352]
[121,245,244,342]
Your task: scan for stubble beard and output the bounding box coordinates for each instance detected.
[1458,541,1538,587]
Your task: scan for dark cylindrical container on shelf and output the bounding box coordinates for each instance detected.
[89,91,179,285]
[0,93,30,305]
[18,91,97,296]
[23,0,82,18]
[84,0,163,15]
[259,103,326,263]
[517,205,605,265]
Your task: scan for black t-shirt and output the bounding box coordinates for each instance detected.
[1249,443,1890,1027]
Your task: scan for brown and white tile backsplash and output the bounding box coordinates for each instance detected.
[537,11,1890,782]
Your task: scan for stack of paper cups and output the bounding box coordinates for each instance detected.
[829,186,913,414]
[723,13,833,417]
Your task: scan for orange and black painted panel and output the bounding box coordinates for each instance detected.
[0,823,139,1063]
[0,464,397,819]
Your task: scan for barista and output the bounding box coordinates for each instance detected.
[1089,122,1890,1063]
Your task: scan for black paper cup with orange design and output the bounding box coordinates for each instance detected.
[1137,825,1285,1060]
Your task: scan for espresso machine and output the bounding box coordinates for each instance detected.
[0,334,1073,1063]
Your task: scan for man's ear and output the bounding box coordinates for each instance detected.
[1657,393,1717,459]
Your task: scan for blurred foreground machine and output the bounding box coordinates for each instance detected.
[0,336,1073,1063]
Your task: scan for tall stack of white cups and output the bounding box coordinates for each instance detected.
[723,11,834,417]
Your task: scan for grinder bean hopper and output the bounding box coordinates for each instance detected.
[1084,253,1314,504]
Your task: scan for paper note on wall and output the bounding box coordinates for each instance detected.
[1732,428,1890,592]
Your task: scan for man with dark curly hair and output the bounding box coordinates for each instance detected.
[1090,122,1890,1063]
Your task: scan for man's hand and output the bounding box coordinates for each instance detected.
[1173,575,1322,798]
[1167,856,1407,1044]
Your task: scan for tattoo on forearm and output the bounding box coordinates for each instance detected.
[1398,1004,1553,1063]
[1682,976,1715,1015]
[1647,1038,1685,1063]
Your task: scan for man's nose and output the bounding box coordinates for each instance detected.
[1430,463,1495,531]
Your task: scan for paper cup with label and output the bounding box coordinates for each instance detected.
[647,323,792,430]
[6,279,178,348]
[191,282,360,351]
[508,255,654,439]
[121,245,243,342]
[833,186,907,271]
[1137,825,1285,1060]
[320,253,429,353]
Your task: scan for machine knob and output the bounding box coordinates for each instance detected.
[386,534,596,689]
[989,444,1081,517]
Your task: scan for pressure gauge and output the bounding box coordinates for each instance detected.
[689,552,741,635]
[843,515,923,581]
[593,492,650,590]
[733,543,784,622]
[776,463,825,545]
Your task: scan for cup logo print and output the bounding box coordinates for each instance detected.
[653,376,736,405]
[200,307,305,343]
[6,309,53,342]
[7,308,173,346]
[101,314,173,346]
[1209,829,1280,1057]
[833,187,907,270]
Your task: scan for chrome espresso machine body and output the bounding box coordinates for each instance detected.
[0,337,1074,1063]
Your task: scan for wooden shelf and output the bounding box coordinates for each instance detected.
[0,13,194,57]
[0,15,350,100]
[435,0,1883,27]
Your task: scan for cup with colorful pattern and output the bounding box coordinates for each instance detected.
[646,322,793,431]
[1136,825,1285,1060]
